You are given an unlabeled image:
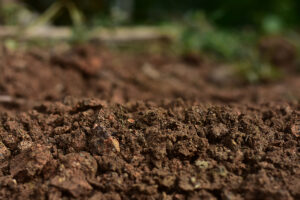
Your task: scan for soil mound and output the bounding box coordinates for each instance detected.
[0,45,299,199]
[0,46,299,112]
[0,98,299,199]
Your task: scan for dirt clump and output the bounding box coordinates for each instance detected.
[0,98,299,199]
[51,46,103,76]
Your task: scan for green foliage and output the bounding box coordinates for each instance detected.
[4,38,18,51]
[181,29,244,61]
[261,15,283,34]
[70,25,89,44]
[179,12,255,61]
[0,2,33,26]
[233,60,282,84]
[0,2,19,25]
[178,12,283,83]
[18,0,300,29]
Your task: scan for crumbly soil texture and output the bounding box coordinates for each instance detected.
[0,44,299,200]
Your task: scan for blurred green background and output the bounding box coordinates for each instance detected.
[0,0,299,29]
[1,0,300,83]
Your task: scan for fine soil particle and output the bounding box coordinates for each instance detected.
[0,98,299,199]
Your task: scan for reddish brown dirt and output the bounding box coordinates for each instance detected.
[0,44,299,199]
[0,45,299,111]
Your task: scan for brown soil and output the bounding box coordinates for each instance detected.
[0,44,299,199]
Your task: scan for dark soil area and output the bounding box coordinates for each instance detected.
[0,44,299,199]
